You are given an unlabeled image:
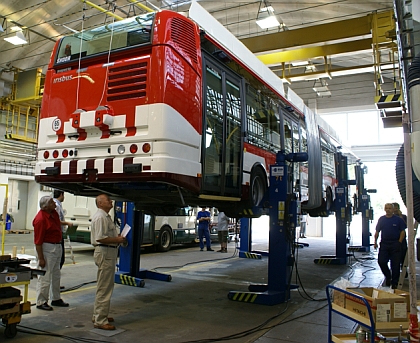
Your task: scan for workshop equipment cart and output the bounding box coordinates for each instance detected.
[0,256,35,339]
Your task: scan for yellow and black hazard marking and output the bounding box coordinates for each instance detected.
[242,209,254,216]
[119,274,140,287]
[242,252,262,259]
[229,292,259,303]
[314,258,334,265]
[375,94,402,103]
[314,258,345,265]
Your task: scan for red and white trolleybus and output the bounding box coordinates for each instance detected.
[35,2,346,217]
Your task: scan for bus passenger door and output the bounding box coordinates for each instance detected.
[202,59,243,198]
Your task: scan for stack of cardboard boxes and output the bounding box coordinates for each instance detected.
[333,287,409,329]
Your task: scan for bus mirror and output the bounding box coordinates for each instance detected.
[367,189,377,193]
[286,152,308,163]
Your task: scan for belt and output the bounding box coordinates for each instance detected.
[45,242,61,244]
[97,244,117,248]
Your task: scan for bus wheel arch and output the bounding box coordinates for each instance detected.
[157,225,173,252]
[249,165,268,208]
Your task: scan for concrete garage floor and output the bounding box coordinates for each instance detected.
[0,221,419,343]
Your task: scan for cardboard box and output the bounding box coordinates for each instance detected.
[393,289,410,312]
[345,287,408,324]
[333,289,345,307]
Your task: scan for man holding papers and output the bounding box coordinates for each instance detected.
[91,194,127,330]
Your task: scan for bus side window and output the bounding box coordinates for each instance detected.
[300,127,308,154]
[283,119,292,154]
[292,124,300,153]
[245,85,280,152]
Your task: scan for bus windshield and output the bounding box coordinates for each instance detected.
[55,12,155,65]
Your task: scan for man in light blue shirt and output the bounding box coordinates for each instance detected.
[53,190,73,270]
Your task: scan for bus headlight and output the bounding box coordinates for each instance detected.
[117,145,125,154]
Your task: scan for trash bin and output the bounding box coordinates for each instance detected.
[5,222,11,231]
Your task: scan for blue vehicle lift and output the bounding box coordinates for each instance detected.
[348,163,376,253]
[114,202,172,287]
[314,152,355,265]
[228,150,307,305]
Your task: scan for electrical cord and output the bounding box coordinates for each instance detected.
[181,301,329,343]
[5,324,114,343]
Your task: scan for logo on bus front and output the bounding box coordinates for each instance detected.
[52,118,62,132]
[53,75,73,83]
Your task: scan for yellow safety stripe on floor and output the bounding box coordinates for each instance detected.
[231,292,258,303]
[314,258,334,264]
[375,94,402,103]
[244,252,261,259]
[119,274,137,286]
[242,209,254,216]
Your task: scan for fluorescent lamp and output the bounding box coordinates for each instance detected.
[291,61,309,67]
[260,6,274,12]
[256,15,281,29]
[313,79,331,97]
[10,26,22,32]
[4,31,27,45]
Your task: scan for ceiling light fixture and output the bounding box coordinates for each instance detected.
[4,28,28,45]
[256,1,281,29]
[313,79,331,97]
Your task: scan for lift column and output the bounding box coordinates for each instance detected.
[349,164,375,252]
[237,218,263,259]
[228,151,307,305]
[315,151,354,265]
[115,202,171,287]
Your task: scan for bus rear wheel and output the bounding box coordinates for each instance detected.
[249,167,267,208]
[157,226,172,252]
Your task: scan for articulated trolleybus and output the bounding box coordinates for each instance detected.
[36,2,343,217]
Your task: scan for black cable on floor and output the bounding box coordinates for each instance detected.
[2,323,111,343]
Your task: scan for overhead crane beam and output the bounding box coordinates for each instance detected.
[240,10,394,68]
[257,39,373,66]
[275,63,397,83]
[240,15,377,54]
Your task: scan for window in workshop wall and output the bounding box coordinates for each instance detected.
[321,110,403,146]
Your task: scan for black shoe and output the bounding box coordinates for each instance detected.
[60,286,65,290]
[392,284,398,289]
[207,248,214,251]
[37,302,53,311]
[385,278,391,287]
[51,299,69,307]
[200,249,203,251]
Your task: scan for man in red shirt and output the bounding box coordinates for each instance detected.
[33,196,69,310]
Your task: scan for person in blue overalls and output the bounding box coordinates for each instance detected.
[197,207,214,252]
[374,203,406,289]
[392,202,408,275]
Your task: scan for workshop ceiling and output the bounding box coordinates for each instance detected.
[0,0,397,114]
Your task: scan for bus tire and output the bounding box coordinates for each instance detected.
[249,167,267,208]
[157,226,172,252]
[325,187,333,211]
